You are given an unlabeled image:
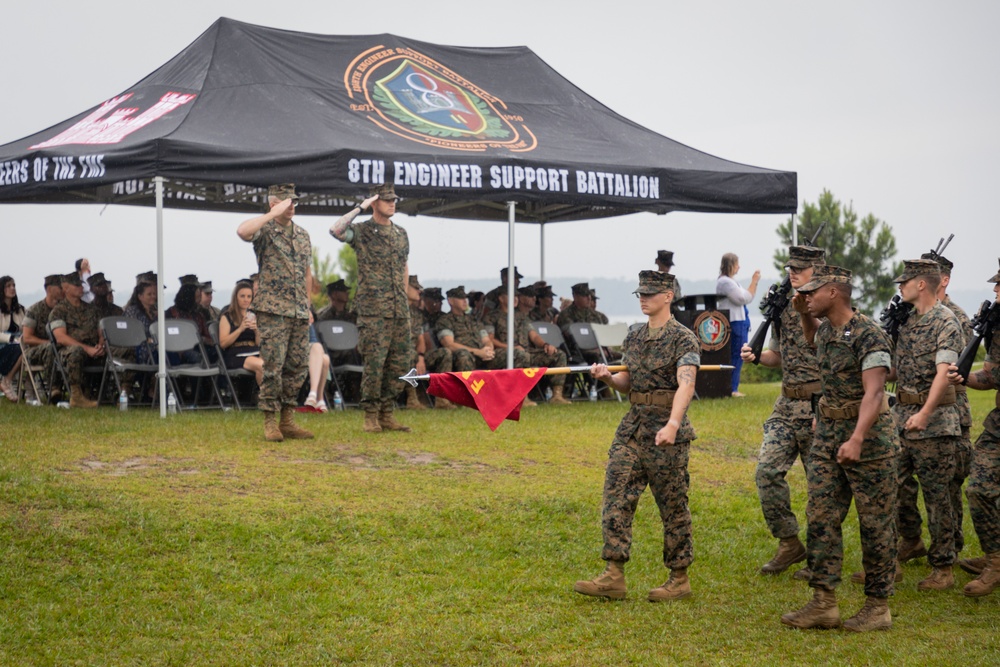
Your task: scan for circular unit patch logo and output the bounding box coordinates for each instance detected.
[693,311,730,351]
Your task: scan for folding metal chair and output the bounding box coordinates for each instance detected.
[208,320,256,410]
[533,321,589,399]
[18,338,50,403]
[98,316,159,406]
[567,322,618,400]
[591,323,630,402]
[151,318,225,410]
[314,319,364,407]
[46,323,107,403]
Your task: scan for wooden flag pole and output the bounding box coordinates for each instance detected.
[399,365,734,387]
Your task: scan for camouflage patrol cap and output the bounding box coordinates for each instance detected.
[422,287,444,301]
[989,258,1000,284]
[535,284,554,298]
[785,245,827,269]
[249,273,259,281]
[369,183,399,201]
[517,285,537,298]
[633,270,676,295]
[136,271,157,285]
[655,250,675,268]
[571,282,590,296]
[500,266,523,280]
[408,275,423,291]
[326,279,349,294]
[797,265,852,293]
[590,288,599,300]
[446,286,468,299]
[61,273,82,287]
[200,281,214,294]
[893,259,941,284]
[87,272,108,288]
[268,183,300,200]
[920,252,954,275]
[44,274,63,288]
[179,274,200,286]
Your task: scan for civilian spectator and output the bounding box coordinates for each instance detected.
[716,252,760,397]
[166,283,216,363]
[304,311,331,412]
[76,258,94,303]
[0,276,25,401]
[123,281,158,364]
[218,281,263,387]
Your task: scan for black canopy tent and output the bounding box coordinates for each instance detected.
[0,18,796,413]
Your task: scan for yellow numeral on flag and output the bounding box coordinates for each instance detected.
[523,368,539,378]
[470,379,486,394]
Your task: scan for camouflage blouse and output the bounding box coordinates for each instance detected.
[348,218,409,319]
[251,220,311,319]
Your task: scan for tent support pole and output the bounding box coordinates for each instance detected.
[791,213,797,246]
[507,201,516,369]
[155,176,167,417]
[539,222,545,282]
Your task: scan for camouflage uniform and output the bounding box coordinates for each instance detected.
[347,218,411,412]
[422,308,452,373]
[808,311,899,599]
[601,318,700,569]
[22,299,56,387]
[892,301,963,568]
[967,325,1000,554]
[436,310,489,372]
[487,309,567,382]
[48,299,102,386]
[898,295,973,551]
[251,218,312,412]
[756,298,822,540]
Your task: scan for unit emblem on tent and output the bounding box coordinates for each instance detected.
[346,47,534,152]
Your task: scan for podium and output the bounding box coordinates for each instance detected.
[674,294,733,399]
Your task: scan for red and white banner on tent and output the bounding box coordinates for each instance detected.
[427,367,548,431]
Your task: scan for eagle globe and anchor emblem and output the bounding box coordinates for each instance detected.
[345,48,534,151]
[692,310,731,352]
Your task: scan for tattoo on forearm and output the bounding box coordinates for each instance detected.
[330,209,358,238]
[678,366,696,386]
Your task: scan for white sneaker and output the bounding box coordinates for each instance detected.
[304,391,318,408]
[316,400,328,413]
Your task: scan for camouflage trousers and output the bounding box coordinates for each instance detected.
[256,312,309,413]
[897,434,958,568]
[357,315,411,413]
[527,347,567,388]
[451,347,531,372]
[23,344,53,389]
[898,426,972,552]
[806,452,898,598]
[57,345,103,386]
[600,436,693,570]
[967,426,1000,554]
[756,415,813,540]
[424,347,452,373]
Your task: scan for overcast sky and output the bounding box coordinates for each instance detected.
[2,0,997,310]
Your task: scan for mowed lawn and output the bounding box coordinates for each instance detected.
[2,384,999,666]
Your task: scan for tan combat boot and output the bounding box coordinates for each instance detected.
[850,560,903,584]
[648,568,692,601]
[843,596,892,632]
[761,536,807,575]
[897,535,928,562]
[69,385,98,409]
[378,411,411,432]
[549,386,571,405]
[959,555,989,576]
[405,386,427,410]
[917,566,954,591]
[263,412,284,442]
[522,396,537,407]
[963,552,1000,597]
[279,407,314,439]
[363,411,382,433]
[434,397,457,410]
[780,588,841,629]
[573,561,626,600]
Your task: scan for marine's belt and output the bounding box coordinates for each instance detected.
[629,390,676,408]
[817,394,891,420]
[955,385,967,395]
[781,381,822,400]
[896,385,957,407]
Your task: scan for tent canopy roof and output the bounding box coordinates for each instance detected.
[0,18,795,222]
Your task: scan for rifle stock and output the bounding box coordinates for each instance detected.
[956,299,999,382]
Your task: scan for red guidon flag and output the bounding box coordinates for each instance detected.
[427,367,548,431]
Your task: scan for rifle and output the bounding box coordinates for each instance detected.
[955,299,1000,383]
[748,222,825,364]
[880,234,955,344]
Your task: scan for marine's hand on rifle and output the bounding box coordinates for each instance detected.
[740,343,756,363]
[946,364,965,386]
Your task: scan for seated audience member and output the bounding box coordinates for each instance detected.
[529,283,559,323]
[20,274,64,402]
[405,275,428,410]
[304,311,331,412]
[436,286,497,371]
[488,288,571,405]
[556,282,605,363]
[419,287,456,410]
[0,276,25,401]
[217,281,263,387]
[590,288,610,324]
[200,281,221,321]
[123,280,158,364]
[165,282,216,363]
[468,291,486,322]
[516,285,537,319]
[482,266,524,319]
[89,273,124,320]
[76,258,94,304]
[316,279,356,323]
[49,273,105,408]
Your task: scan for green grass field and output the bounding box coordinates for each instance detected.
[2,384,1000,666]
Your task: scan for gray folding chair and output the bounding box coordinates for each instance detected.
[151,318,225,410]
[99,316,159,406]
[314,319,364,407]
[18,338,51,403]
[208,320,256,410]
[533,321,589,399]
[567,322,617,400]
